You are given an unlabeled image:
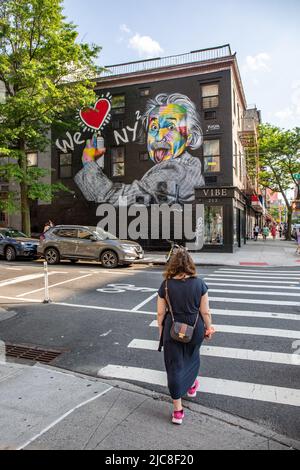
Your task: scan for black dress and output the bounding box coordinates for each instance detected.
[158,277,208,400]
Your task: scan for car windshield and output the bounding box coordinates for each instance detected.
[1,229,27,238]
[92,228,117,240]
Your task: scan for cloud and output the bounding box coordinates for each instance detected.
[274,80,300,123]
[128,33,163,58]
[120,24,131,34]
[245,53,271,72]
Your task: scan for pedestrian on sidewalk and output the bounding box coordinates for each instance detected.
[279,225,283,238]
[271,225,277,240]
[296,228,300,255]
[254,225,260,241]
[262,225,269,241]
[157,248,214,425]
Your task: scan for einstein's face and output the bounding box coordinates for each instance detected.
[147,104,190,164]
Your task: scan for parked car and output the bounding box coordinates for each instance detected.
[38,225,144,268]
[0,228,39,261]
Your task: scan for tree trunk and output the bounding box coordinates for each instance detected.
[286,207,293,241]
[19,141,31,236]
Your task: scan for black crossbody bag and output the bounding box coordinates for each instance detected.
[165,280,199,343]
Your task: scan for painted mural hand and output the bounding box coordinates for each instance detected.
[82,138,106,166]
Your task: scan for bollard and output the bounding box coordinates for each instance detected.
[43,261,51,304]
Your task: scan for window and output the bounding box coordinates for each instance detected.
[0,211,6,223]
[204,110,216,120]
[204,206,223,245]
[204,176,218,185]
[111,147,125,177]
[234,141,238,177]
[139,152,149,161]
[140,88,150,97]
[27,152,38,167]
[59,153,72,178]
[202,84,219,109]
[111,95,125,115]
[239,151,242,180]
[237,103,240,127]
[112,120,124,130]
[54,229,77,238]
[77,229,93,240]
[203,139,220,173]
[233,88,236,115]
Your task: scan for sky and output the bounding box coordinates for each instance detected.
[63,0,300,130]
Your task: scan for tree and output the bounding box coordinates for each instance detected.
[0,0,102,234]
[258,124,300,240]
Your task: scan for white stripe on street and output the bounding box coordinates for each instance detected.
[50,303,300,321]
[128,339,298,366]
[131,293,158,312]
[17,385,113,450]
[212,309,300,321]
[209,289,300,296]
[209,296,300,307]
[98,365,300,407]
[219,269,300,276]
[206,274,300,280]
[149,321,300,339]
[205,277,299,285]
[5,267,22,271]
[16,274,93,297]
[206,282,300,290]
[0,273,59,288]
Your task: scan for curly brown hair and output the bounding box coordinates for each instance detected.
[164,248,197,279]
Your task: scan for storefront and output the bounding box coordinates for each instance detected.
[195,186,246,252]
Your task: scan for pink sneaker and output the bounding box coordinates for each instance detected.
[172,409,185,425]
[187,379,200,398]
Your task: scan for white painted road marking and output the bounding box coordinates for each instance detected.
[128,339,298,366]
[209,288,300,297]
[204,277,299,285]
[209,296,300,307]
[206,282,300,290]
[131,293,158,312]
[0,272,59,288]
[206,274,300,280]
[98,365,300,407]
[149,321,300,339]
[219,269,300,274]
[16,274,93,297]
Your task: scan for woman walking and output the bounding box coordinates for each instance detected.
[157,249,214,425]
[262,225,269,241]
[271,225,277,240]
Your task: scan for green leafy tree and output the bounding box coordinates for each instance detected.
[0,0,102,234]
[258,124,300,240]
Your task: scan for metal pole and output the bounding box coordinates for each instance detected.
[43,261,51,304]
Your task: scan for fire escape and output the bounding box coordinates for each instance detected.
[239,107,264,214]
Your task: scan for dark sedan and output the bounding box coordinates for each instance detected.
[0,228,39,261]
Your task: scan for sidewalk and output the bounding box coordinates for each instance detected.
[139,239,300,267]
[0,361,298,450]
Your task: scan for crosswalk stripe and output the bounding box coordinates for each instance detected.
[208,288,300,297]
[128,339,298,366]
[204,277,299,285]
[206,274,300,280]
[149,321,300,339]
[212,309,300,321]
[206,282,300,290]
[209,296,300,307]
[98,365,300,407]
[218,269,300,276]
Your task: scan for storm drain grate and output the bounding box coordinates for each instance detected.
[5,343,64,364]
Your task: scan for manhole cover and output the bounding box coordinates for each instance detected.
[5,343,66,364]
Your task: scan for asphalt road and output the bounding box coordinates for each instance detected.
[0,259,300,440]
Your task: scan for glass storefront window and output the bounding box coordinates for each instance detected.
[204,206,223,245]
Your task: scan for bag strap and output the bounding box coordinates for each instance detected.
[165,279,199,328]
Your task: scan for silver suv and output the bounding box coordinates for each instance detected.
[38,225,144,268]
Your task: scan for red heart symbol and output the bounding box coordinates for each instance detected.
[80,98,111,130]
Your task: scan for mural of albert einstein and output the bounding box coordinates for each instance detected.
[74,93,205,206]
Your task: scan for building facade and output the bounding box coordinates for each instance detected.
[28,45,262,251]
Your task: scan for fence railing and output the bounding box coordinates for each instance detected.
[102,44,232,77]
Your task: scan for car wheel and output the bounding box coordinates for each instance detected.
[100,250,118,269]
[5,246,16,262]
[45,248,60,265]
